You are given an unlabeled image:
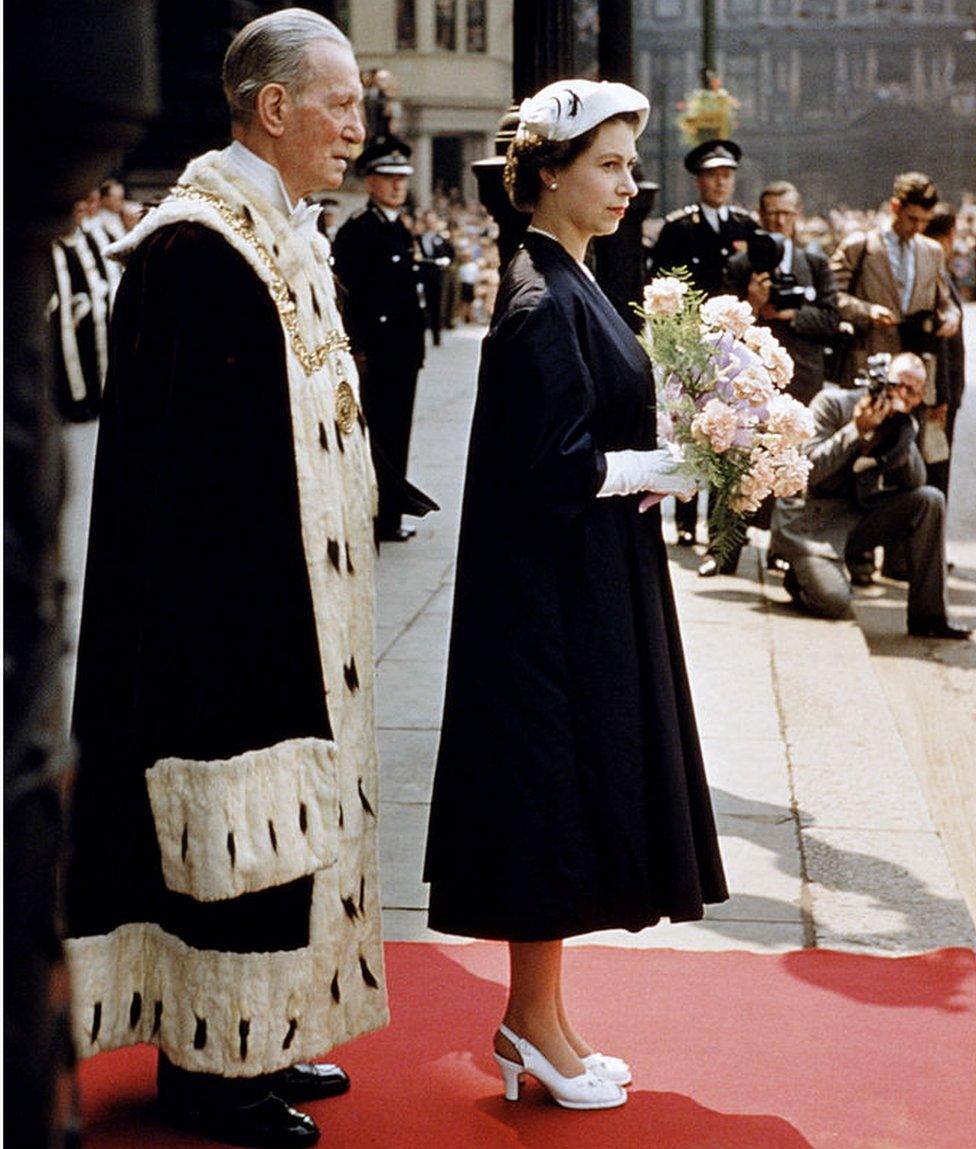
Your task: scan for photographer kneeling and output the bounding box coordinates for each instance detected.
[770,352,970,640]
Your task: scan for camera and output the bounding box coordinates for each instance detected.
[745,230,811,311]
[859,351,894,399]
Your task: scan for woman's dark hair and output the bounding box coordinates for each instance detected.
[503,112,640,213]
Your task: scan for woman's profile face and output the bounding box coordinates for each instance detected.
[544,119,639,241]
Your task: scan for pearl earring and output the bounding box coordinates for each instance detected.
[548,181,559,190]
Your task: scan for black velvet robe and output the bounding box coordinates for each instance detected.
[423,232,728,941]
[67,223,327,954]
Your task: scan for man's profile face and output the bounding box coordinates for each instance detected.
[891,198,932,242]
[760,192,799,240]
[102,182,125,214]
[366,173,409,210]
[695,166,735,208]
[280,38,365,197]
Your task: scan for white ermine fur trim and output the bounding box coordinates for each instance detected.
[146,737,339,902]
[65,921,389,1077]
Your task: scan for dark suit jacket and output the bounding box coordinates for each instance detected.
[934,272,966,411]
[650,203,757,297]
[723,243,839,405]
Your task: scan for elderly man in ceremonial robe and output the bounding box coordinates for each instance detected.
[64,11,386,1146]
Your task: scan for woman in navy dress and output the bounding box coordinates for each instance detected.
[423,80,728,1110]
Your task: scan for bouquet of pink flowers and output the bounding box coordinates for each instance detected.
[634,274,815,564]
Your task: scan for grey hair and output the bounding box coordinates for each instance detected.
[223,7,350,126]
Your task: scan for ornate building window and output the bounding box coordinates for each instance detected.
[466,0,487,51]
[725,53,758,118]
[437,0,458,50]
[797,0,836,19]
[727,0,760,18]
[396,0,416,49]
[801,50,835,116]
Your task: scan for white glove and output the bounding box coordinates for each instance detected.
[598,448,699,501]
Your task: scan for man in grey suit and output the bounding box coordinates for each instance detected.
[770,352,970,640]
[706,180,840,576]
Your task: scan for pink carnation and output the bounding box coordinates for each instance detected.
[644,276,689,316]
[700,295,755,338]
[730,364,777,408]
[743,324,795,389]
[730,450,776,513]
[692,397,739,453]
[765,394,815,449]
[770,447,813,497]
[766,342,795,390]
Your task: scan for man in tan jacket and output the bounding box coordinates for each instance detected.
[831,171,960,385]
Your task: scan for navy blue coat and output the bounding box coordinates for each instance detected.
[423,232,728,941]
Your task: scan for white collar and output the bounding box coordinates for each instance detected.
[225,141,320,236]
[700,202,729,231]
[373,202,401,223]
[774,234,793,273]
[527,225,595,280]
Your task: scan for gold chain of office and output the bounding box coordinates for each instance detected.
[170,183,359,433]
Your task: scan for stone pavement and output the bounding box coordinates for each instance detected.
[374,321,976,956]
[57,315,976,958]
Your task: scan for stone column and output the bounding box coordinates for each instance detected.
[413,131,434,208]
[474,0,576,272]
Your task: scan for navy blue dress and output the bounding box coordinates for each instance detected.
[423,232,728,941]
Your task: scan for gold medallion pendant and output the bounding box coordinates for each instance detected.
[335,380,358,434]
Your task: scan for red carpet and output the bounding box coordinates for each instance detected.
[79,942,976,1148]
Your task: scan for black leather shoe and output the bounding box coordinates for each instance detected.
[261,1063,350,1103]
[907,617,972,640]
[881,564,909,583]
[848,564,875,588]
[675,530,696,547]
[379,526,416,542]
[698,556,736,578]
[162,1093,320,1147]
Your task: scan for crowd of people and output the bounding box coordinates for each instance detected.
[50,12,969,1144]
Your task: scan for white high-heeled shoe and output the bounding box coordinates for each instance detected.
[493,1024,627,1110]
[583,1052,632,1087]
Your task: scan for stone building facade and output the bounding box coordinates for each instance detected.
[636,0,976,213]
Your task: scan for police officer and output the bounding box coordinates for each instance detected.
[333,135,427,542]
[650,138,757,550]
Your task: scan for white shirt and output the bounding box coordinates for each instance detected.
[700,203,730,233]
[882,223,916,313]
[225,140,321,238]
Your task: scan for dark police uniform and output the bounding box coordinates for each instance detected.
[332,136,427,541]
[650,201,757,298]
[649,139,758,545]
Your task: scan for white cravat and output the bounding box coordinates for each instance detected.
[225,140,321,239]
